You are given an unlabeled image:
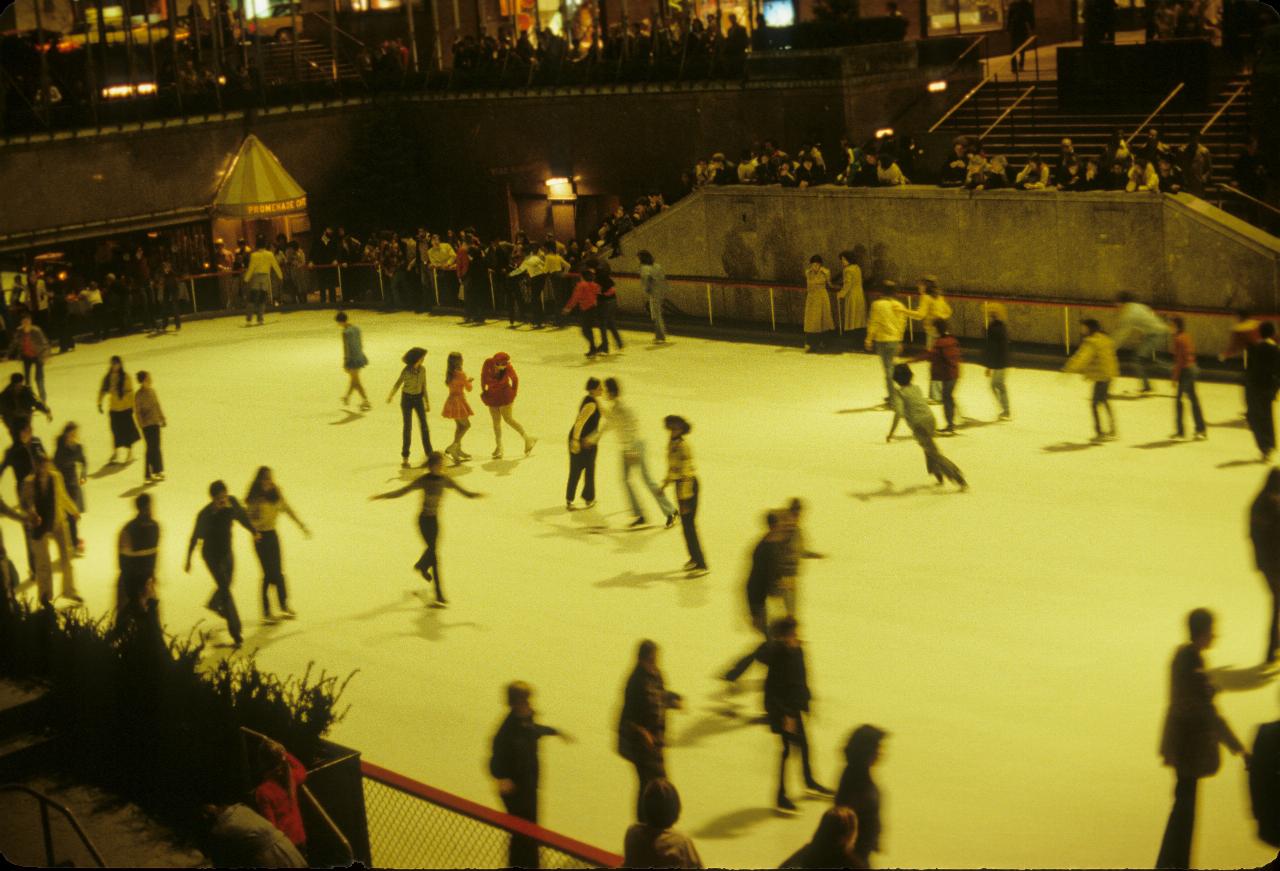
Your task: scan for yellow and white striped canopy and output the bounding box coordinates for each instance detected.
[213,135,307,219]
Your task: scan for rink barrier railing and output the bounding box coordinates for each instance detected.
[360,760,623,869]
[172,261,1267,354]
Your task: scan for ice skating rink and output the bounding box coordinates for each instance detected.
[19,310,1279,869]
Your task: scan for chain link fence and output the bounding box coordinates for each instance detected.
[361,763,621,870]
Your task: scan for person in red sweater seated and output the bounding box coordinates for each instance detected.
[562,270,603,357]
[255,738,308,855]
[913,318,962,433]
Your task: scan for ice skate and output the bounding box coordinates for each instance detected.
[492,447,503,460]
[583,499,596,509]
[359,400,372,411]
[776,795,799,815]
[629,516,647,528]
[401,458,411,468]
[665,513,677,529]
[805,781,834,797]
[279,608,297,619]
[1194,431,1207,440]
[524,437,537,456]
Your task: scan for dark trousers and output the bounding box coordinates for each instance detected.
[505,279,522,325]
[580,309,600,353]
[142,425,163,478]
[725,638,767,682]
[254,529,287,617]
[631,756,666,822]
[1091,380,1115,436]
[1265,571,1280,663]
[522,278,543,326]
[778,713,814,799]
[501,788,539,868]
[203,553,242,643]
[464,275,487,321]
[599,296,623,350]
[1174,370,1206,436]
[678,478,706,568]
[1155,775,1198,869]
[401,393,432,459]
[566,448,597,503]
[1247,387,1276,455]
[21,357,45,403]
[316,266,337,304]
[416,513,444,602]
[941,379,957,428]
[161,297,184,331]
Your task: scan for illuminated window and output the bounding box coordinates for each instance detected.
[763,0,794,27]
[927,0,1004,35]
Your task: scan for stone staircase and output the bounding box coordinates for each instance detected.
[257,37,363,87]
[932,74,1253,189]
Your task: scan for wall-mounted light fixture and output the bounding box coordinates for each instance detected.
[875,127,894,139]
[928,80,947,93]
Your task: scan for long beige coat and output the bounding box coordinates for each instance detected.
[837,264,866,331]
[803,265,835,334]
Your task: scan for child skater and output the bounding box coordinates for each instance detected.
[371,451,482,607]
[336,312,370,410]
[442,352,475,465]
[480,352,536,459]
[886,364,967,490]
[388,347,432,467]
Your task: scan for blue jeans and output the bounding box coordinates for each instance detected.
[1134,332,1167,390]
[22,357,45,402]
[990,368,1010,416]
[874,341,901,402]
[622,442,674,521]
[1175,368,1205,436]
[648,294,667,341]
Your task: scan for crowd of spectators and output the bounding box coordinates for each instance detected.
[683,136,919,195]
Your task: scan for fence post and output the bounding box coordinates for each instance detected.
[1063,306,1070,354]
[705,283,713,326]
[431,268,440,307]
[982,301,989,329]
[337,264,344,302]
[378,268,385,301]
[189,279,199,314]
[769,288,776,331]
[489,270,496,309]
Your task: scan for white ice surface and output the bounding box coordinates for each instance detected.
[17,310,1280,869]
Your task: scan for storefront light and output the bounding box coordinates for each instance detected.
[928,80,947,93]
[875,127,894,139]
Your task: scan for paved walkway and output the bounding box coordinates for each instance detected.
[982,28,1148,81]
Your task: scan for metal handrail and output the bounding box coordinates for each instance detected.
[1219,184,1280,220]
[1009,34,1040,82]
[1200,82,1246,135]
[1126,82,1185,147]
[302,11,366,49]
[0,784,107,867]
[928,75,992,133]
[949,33,988,71]
[981,84,1036,140]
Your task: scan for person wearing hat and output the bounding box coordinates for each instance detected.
[864,282,910,407]
[388,347,432,467]
[481,352,535,460]
[983,303,1011,420]
[802,255,836,353]
[1063,318,1120,441]
[836,724,888,867]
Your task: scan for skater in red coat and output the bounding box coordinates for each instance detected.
[480,353,536,460]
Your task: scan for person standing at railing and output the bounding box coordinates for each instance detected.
[983,303,1012,421]
[802,256,835,354]
[836,248,867,349]
[243,236,282,327]
[310,228,338,306]
[283,241,308,306]
[1063,318,1120,442]
[865,281,909,408]
[427,234,458,307]
[489,681,573,869]
[254,737,309,858]
[637,250,669,344]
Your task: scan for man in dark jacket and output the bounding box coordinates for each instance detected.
[723,512,786,684]
[1155,608,1248,869]
[489,681,570,869]
[983,303,1011,420]
[0,372,50,441]
[761,617,830,813]
[1251,713,1280,851]
[617,640,683,820]
[1246,321,1280,461]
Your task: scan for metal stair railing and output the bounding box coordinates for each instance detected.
[1125,82,1185,149]
[928,74,993,134]
[981,84,1036,149]
[1200,82,1247,136]
[0,783,107,867]
[1008,34,1040,84]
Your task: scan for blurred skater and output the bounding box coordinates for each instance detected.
[561,269,603,357]
[776,498,824,617]
[761,617,831,813]
[1251,469,1280,663]
[1114,291,1170,393]
[624,780,703,869]
[663,415,707,574]
[372,451,480,606]
[52,423,86,554]
[593,257,624,353]
[912,319,962,432]
[246,467,310,623]
[602,378,674,528]
[1155,608,1248,869]
[0,372,50,442]
[983,303,1011,420]
[133,371,166,483]
[886,365,967,490]
[481,352,536,460]
[387,347,432,467]
[722,511,786,684]
[1245,322,1280,462]
[1063,319,1119,442]
[114,492,160,637]
[336,312,370,410]
[185,480,259,649]
[21,456,81,608]
[908,276,951,402]
[97,355,140,464]
[617,640,683,820]
[8,314,50,403]
[489,681,573,869]
[865,282,910,407]
[1169,317,1206,440]
[242,236,281,325]
[780,806,862,869]
[442,352,475,465]
[836,725,888,868]
[567,379,603,509]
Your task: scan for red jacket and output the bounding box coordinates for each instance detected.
[254,752,308,847]
[1172,331,1196,381]
[481,356,519,407]
[564,280,600,312]
[455,246,471,280]
[918,335,962,381]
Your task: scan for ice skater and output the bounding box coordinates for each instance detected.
[1155,608,1248,869]
[336,312,370,410]
[20,456,81,608]
[246,467,310,623]
[1245,321,1280,462]
[761,616,831,813]
[617,639,683,820]
[52,423,86,554]
[242,236,281,325]
[133,371,166,482]
[835,724,888,868]
[567,378,604,510]
[489,681,573,869]
[983,303,1011,420]
[662,415,707,574]
[561,269,603,357]
[886,364,967,490]
[601,378,675,528]
[865,282,910,407]
[8,314,50,403]
[636,250,668,344]
[96,355,140,464]
[185,480,260,649]
[371,451,481,606]
[776,498,824,617]
[481,352,536,459]
[1170,317,1206,440]
[442,352,475,465]
[0,372,51,442]
[722,511,786,684]
[388,347,432,467]
[114,492,160,637]
[1114,291,1170,393]
[1252,469,1280,664]
[911,318,962,432]
[1063,319,1120,442]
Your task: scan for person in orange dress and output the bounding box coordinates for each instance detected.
[441,352,474,465]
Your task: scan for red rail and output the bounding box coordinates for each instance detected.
[360,760,624,868]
